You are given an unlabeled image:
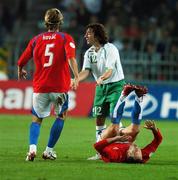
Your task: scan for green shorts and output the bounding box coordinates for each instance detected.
[93,80,125,118]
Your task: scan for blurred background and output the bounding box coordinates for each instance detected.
[0,0,178,119]
[0,0,178,82]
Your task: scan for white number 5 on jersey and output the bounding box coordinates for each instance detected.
[44,43,54,67]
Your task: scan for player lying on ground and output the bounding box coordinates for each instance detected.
[93,85,162,163]
[94,120,163,163]
[88,84,146,160]
[88,84,148,160]
[94,84,148,147]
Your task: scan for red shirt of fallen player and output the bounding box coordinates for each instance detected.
[94,129,162,163]
[17,32,76,93]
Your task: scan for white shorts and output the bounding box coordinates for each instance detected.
[32,93,68,118]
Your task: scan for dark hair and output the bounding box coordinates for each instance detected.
[86,23,109,45]
[126,157,142,164]
[44,8,63,31]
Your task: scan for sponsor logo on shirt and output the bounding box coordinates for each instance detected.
[113,147,119,150]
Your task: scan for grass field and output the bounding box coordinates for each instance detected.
[0,115,178,180]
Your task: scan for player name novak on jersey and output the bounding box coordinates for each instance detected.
[43,34,56,40]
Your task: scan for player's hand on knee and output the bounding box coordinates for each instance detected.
[115,134,132,142]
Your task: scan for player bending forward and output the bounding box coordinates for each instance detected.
[94,85,163,163]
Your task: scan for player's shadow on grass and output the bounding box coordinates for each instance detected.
[63,159,178,166]
[148,160,178,166]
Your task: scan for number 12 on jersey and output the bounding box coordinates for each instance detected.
[44,43,55,67]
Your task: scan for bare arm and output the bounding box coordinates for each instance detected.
[69,58,79,79]
[70,69,90,89]
[94,135,131,153]
[144,120,163,143]
[69,58,79,90]
[78,69,90,82]
[144,120,158,133]
[97,69,113,85]
[106,135,132,144]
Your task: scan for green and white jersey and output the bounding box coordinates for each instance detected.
[83,43,124,84]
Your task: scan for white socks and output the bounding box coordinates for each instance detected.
[29,145,54,154]
[45,146,53,153]
[96,125,106,142]
[119,121,123,128]
[29,144,37,153]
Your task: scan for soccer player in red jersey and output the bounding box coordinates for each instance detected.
[17,8,79,161]
[93,85,163,163]
[94,120,162,163]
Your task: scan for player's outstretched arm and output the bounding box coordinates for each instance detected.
[144,120,157,133]
[143,120,162,144]
[141,120,163,163]
[78,69,90,82]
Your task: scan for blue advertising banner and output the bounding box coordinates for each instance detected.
[0,81,177,120]
[123,84,178,120]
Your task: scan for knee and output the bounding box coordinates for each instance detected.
[130,131,139,142]
[110,124,118,136]
[58,111,67,120]
[32,115,42,124]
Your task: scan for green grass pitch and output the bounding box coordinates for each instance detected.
[0,114,178,180]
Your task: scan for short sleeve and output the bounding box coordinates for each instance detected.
[105,45,120,70]
[82,51,91,70]
[64,34,76,59]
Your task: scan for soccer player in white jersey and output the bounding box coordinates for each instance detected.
[78,23,125,160]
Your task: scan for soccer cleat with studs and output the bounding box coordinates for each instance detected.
[122,84,136,96]
[26,151,36,161]
[87,153,101,160]
[42,151,57,160]
[134,85,148,97]
[122,84,148,97]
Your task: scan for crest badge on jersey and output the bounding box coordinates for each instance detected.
[69,42,75,48]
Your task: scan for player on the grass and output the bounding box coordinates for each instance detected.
[17,8,79,161]
[76,23,125,160]
[94,120,163,163]
[94,85,162,163]
[88,84,147,160]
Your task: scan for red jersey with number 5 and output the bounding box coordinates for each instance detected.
[17,32,76,93]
